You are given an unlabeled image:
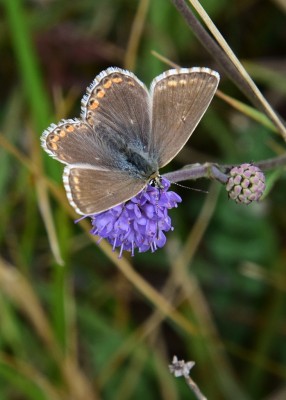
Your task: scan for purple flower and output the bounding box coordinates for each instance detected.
[89,178,181,257]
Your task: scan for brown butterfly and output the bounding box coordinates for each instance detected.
[41,67,219,215]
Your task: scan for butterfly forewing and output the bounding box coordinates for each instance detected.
[81,67,152,151]
[63,166,145,215]
[150,68,219,168]
[42,68,152,168]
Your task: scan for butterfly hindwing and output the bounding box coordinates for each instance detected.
[63,165,145,215]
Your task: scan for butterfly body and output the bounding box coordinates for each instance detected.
[42,67,219,215]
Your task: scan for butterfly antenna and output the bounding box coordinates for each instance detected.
[169,180,209,194]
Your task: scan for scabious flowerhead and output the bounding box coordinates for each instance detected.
[90,178,182,257]
[226,163,266,204]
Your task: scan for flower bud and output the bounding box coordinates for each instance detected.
[226,163,266,204]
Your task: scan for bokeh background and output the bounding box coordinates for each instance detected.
[1,0,286,399]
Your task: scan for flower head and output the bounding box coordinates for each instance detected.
[90,178,181,257]
[169,356,195,378]
[226,163,266,204]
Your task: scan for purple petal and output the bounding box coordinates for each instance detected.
[89,178,181,256]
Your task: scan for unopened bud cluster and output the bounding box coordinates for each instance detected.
[226,163,266,204]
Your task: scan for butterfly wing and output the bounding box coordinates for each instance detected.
[149,67,220,168]
[41,67,152,169]
[63,165,145,215]
[41,118,105,165]
[41,68,153,214]
[81,67,151,149]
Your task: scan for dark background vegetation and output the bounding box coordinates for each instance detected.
[0,0,286,399]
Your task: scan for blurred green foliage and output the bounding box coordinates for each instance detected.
[0,0,286,399]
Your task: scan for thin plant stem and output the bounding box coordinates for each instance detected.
[124,0,150,70]
[164,153,286,184]
[185,375,208,400]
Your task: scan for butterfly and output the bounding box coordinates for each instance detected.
[41,67,219,215]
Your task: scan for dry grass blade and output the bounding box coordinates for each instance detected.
[187,0,286,139]
[30,125,64,266]
[36,178,64,266]
[124,0,150,70]
[87,239,197,335]
[0,353,64,400]
[0,130,65,265]
[0,256,57,351]
[0,256,99,400]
